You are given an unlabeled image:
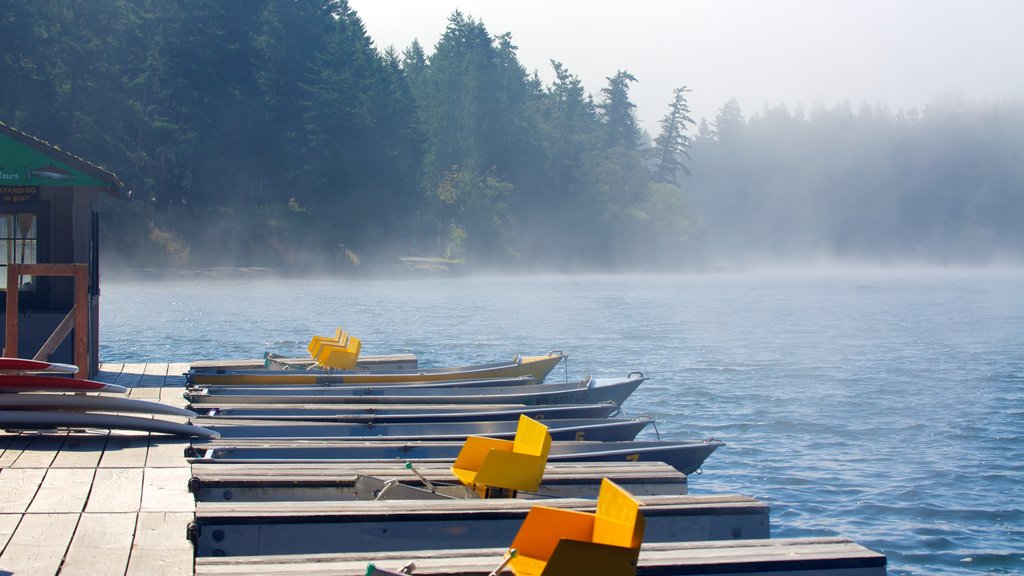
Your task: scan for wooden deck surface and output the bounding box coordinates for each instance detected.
[0,363,194,576]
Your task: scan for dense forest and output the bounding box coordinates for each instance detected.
[2,1,1021,271]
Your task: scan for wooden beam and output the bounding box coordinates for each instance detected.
[5,263,90,377]
[33,305,76,361]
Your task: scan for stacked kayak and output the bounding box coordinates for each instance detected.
[0,357,217,438]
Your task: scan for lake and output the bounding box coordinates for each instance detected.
[100,268,1024,575]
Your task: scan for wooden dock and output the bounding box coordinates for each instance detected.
[0,362,193,576]
[1,362,887,575]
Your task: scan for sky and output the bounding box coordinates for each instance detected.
[348,0,1024,132]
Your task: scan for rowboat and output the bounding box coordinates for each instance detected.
[191,352,419,372]
[190,402,621,423]
[187,438,725,475]
[185,373,645,406]
[195,375,540,392]
[184,352,567,386]
[195,417,652,442]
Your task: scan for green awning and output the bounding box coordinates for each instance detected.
[0,122,123,196]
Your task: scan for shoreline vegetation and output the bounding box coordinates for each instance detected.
[4,1,1022,272]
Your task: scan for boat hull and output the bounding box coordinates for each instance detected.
[188,438,724,475]
[198,417,652,442]
[185,375,644,407]
[184,353,567,386]
[190,402,621,423]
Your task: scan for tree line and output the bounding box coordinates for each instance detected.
[0,0,697,270]
[1,1,1020,270]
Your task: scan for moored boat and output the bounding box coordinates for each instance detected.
[190,401,621,423]
[187,438,724,475]
[184,352,567,386]
[185,373,645,406]
[190,374,538,392]
[195,416,652,442]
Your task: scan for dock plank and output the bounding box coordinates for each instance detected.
[145,436,191,468]
[126,511,195,576]
[128,385,161,400]
[0,435,31,467]
[139,362,170,387]
[189,460,688,502]
[161,385,189,409]
[61,512,137,576]
[8,435,65,468]
[0,467,46,513]
[96,362,125,384]
[0,512,79,576]
[166,363,190,385]
[191,494,769,556]
[86,468,144,513]
[28,467,95,513]
[142,466,196,513]
[49,434,108,468]
[0,513,21,552]
[116,363,149,388]
[98,434,150,468]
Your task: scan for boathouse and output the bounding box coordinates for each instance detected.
[0,120,124,377]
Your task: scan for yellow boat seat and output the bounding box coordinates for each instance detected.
[507,478,645,576]
[317,335,361,369]
[308,328,347,358]
[451,415,551,497]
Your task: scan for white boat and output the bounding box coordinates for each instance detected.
[191,402,621,423]
[186,374,645,407]
[197,417,652,442]
[187,438,724,475]
[185,352,567,386]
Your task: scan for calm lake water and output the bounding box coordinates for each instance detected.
[100,269,1024,575]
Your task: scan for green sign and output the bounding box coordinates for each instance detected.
[0,132,107,188]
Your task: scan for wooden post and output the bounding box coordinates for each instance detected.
[5,264,19,359]
[5,263,91,378]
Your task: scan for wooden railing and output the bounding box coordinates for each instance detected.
[5,263,89,378]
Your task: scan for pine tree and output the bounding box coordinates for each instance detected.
[653,86,696,182]
[597,71,641,151]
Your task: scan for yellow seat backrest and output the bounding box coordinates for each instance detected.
[507,478,645,576]
[317,335,361,369]
[451,415,550,494]
[593,478,645,549]
[308,328,347,357]
[512,413,552,458]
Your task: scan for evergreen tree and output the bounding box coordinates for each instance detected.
[597,71,641,151]
[653,86,696,182]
